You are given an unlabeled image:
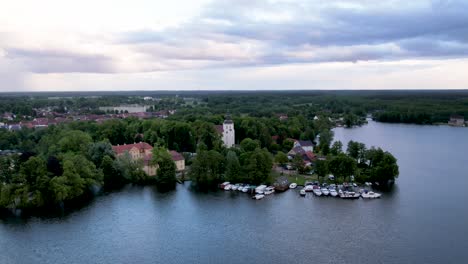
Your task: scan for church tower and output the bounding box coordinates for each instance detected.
[222,115,235,148]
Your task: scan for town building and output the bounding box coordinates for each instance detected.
[215,116,235,148]
[293,140,315,152]
[111,142,185,176]
[170,151,185,171]
[448,115,465,126]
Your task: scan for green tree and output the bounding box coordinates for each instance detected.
[152,147,177,190]
[315,159,329,183]
[225,151,241,182]
[245,148,273,184]
[189,149,224,189]
[274,151,288,166]
[318,129,333,155]
[240,138,260,152]
[88,141,115,166]
[330,141,343,156]
[347,141,367,163]
[292,155,306,174]
[328,153,357,182]
[57,130,93,154]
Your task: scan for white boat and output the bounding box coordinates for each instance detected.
[313,189,322,196]
[242,186,249,193]
[224,184,232,191]
[352,183,358,187]
[264,186,275,195]
[255,185,267,194]
[220,182,230,188]
[289,183,298,189]
[321,187,329,196]
[361,191,382,199]
[231,184,239,191]
[252,194,265,200]
[329,189,338,197]
[304,185,314,192]
[300,189,306,196]
[340,191,360,199]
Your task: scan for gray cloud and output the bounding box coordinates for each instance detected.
[5,48,115,73]
[121,0,468,67]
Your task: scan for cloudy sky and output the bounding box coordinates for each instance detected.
[1,0,468,91]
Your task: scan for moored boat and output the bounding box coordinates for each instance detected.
[300,189,306,196]
[321,187,330,196]
[220,182,230,189]
[329,188,338,197]
[252,194,265,200]
[289,183,298,189]
[264,186,275,195]
[340,191,360,199]
[361,191,382,199]
[255,185,267,194]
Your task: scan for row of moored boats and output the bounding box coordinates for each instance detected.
[220,182,275,200]
[294,182,381,199]
[220,181,381,200]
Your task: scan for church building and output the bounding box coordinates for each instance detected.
[215,116,235,148]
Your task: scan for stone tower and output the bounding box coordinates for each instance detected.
[222,115,235,148]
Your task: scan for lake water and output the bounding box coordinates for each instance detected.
[1,121,468,264]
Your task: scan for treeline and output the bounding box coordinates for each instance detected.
[0,113,329,154]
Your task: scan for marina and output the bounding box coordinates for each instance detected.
[220,181,382,200]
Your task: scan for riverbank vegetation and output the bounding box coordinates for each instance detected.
[0,90,427,213]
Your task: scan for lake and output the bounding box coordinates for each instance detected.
[1,121,468,264]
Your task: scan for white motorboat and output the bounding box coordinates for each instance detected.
[253,194,265,200]
[361,191,381,199]
[340,191,360,199]
[264,186,275,195]
[231,184,239,191]
[304,185,314,192]
[313,188,322,196]
[289,183,298,189]
[321,187,330,196]
[255,185,267,194]
[224,184,232,191]
[242,186,249,193]
[329,189,338,197]
[300,189,306,196]
[220,182,230,189]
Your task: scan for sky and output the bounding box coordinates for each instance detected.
[0,0,468,91]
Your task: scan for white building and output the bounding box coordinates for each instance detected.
[216,116,235,148]
[222,117,235,148]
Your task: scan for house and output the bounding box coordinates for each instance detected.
[215,116,235,148]
[112,142,185,176]
[170,150,185,171]
[293,140,315,152]
[112,142,156,176]
[277,114,288,121]
[448,115,465,126]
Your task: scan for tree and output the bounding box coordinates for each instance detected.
[274,151,288,166]
[240,138,260,152]
[318,129,333,155]
[88,141,115,166]
[152,147,177,190]
[347,141,366,163]
[328,153,357,182]
[292,155,306,174]
[330,141,343,156]
[363,147,399,186]
[225,151,241,182]
[189,149,224,189]
[57,130,93,154]
[245,148,273,184]
[315,159,329,183]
